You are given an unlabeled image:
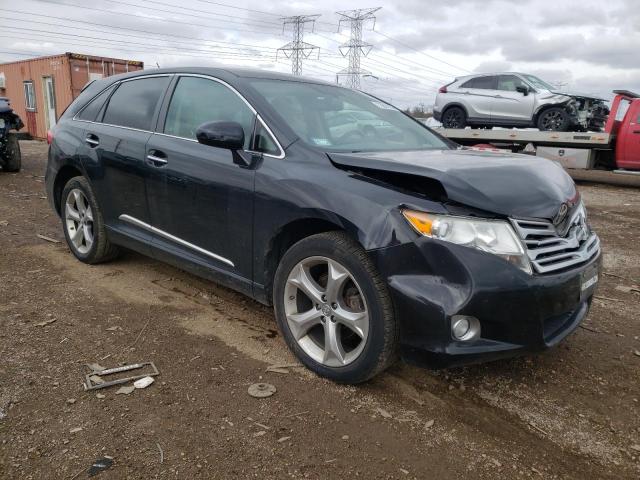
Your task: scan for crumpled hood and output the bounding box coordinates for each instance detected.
[549,90,607,101]
[328,149,579,220]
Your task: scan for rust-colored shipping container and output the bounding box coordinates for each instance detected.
[0,52,143,139]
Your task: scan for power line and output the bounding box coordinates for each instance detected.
[0,33,274,62]
[111,0,282,28]
[372,31,471,74]
[29,0,281,35]
[0,10,280,52]
[336,7,381,89]
[278,15,320,76]
[0,25,273,57]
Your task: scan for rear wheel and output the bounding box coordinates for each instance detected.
[2,134,21,172]
[537,107,570,131]
[61,176,120,264]
[273,232,397,383]
[441,106,467,129]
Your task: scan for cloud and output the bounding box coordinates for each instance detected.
[1,0,638,108]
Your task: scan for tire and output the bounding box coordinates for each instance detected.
[273,232,397,383]
[441,106,467,129]
[2,134,21,172]
[60,176,120,264]
[537,107,570,131]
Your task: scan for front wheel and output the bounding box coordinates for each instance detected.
[273,232,397,383]
[537,107,570,131]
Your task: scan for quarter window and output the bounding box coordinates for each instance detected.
[252,120,280,156]
[23,81,36,110]
[164,76,254,149]
[77,85,115,122]
[102,77,170,131]
[461,76,497,90]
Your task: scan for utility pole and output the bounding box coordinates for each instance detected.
[336,7,381,89]
[278,15,321,76]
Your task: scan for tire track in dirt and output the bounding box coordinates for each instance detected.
[26,243,636,478]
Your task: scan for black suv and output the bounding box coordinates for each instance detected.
[45,68,601,383]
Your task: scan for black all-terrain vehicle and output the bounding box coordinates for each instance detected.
[0,97,24,172]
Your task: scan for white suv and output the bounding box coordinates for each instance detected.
[434,72,609,131]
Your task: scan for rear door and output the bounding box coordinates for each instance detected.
[144,75,258,286]
[490,75,535,122]
[79,75,171,246]
[457,75,497,120]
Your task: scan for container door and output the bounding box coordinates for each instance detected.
[42,77,57,130]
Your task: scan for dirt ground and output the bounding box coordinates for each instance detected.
[1,141,639,479]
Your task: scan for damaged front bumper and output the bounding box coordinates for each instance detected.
[369,236,601,368]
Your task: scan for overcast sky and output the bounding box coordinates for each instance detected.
[2,0,638,108]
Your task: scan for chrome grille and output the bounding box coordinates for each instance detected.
[511,205,600,274]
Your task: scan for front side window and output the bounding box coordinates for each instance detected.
[164,76,254,149]
[249,79,449,153]
[24,81,36,110]
[497,75,529,92]
[102,76,170,131]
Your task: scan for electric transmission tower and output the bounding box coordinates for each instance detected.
[336,7,381,89]
[278,15,321,76]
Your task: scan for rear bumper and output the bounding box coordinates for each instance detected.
[369,237,601,368]
[433,110,442,122]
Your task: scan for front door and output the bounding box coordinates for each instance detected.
[145,75,257,282]
[42,76,56,130]
[617,100,640,169]
[490,75,535,122]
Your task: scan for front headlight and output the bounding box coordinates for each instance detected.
[402,209,532,274]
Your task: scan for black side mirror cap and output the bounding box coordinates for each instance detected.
[516,86,529,96]
[195,121,244,150]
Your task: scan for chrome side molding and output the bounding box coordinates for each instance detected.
[119,214,235,267]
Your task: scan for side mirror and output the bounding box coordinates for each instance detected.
[195,121,244,150]
[515,86,529,96]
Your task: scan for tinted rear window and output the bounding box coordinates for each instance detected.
[461,76,497,89]
[77,85,115,122]
[103,77,170,131]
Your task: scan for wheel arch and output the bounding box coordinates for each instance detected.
[260,216,358,305]
[441,102,469,119]
[53,164,84,215]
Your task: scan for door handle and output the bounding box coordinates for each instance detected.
[146,150,168,167]
[633,130,640,134]
[85,134,99,148]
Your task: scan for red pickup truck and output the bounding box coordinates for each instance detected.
[605,90,640,170]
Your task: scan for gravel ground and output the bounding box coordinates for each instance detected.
[1,141,639,479]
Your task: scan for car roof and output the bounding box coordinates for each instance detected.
[456,72,532,81]
[100,66,335,87]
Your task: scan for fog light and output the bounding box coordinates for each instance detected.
[451,315,480,342]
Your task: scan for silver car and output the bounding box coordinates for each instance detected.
[434,72,609,131]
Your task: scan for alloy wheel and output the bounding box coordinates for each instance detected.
[283,256,369,368]
[540,111,565,130]
[443,110,462,128]
[65,188,94,254]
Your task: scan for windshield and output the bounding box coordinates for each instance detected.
[248,79,450,153]
[522,74,556,91]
